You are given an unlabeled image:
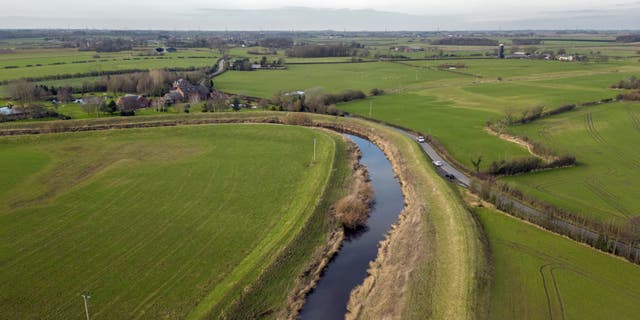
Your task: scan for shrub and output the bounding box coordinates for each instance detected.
[283,113,312,126]
[369,88,384,96]
[334,195,369,229]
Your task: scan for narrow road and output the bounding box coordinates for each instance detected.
[210,59,226,78]
[390,126,640,261]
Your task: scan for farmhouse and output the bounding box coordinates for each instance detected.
[557,55,574,62]
[116,95,150,110]
[0,106,21,115]
[162,91,183,105]
[172,79,210,101]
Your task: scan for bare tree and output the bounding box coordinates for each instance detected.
[81,96,100,117]
[57,86,73,103]
[304,87,326,113]
[471,156,483,173]
[7,80,42,107]
[149,69,167,96]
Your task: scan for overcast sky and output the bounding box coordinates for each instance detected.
[2,0,640,30]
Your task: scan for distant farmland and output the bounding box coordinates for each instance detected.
[0,124,344,319]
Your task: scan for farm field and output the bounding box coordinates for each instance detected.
[0,124,344,319]
[0,48,218,82]
[341,93,531,170]
[216,61,461,97]
[504,102,640,223]
[477,207,640,320]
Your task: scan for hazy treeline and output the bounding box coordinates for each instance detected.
[511,38,543,45]
[430,37,499,46]
[616,34,640,42]
[286,44,352,58]
[77,38,134,52]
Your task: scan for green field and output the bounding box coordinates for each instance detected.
[0,49,218,82]
[216,61,460,97]
[503,102,640,223]
[477,207,640,320]
[0,124,343,319]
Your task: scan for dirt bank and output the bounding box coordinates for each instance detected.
[484,126,556,162]
[280,135,373,320]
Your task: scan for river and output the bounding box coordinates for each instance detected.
[299,134,405,320]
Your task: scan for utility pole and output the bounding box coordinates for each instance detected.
[313,138,317,161]
[81,293,91,320]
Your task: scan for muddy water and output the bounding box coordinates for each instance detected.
[299,134,404,320]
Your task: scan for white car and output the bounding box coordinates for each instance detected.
[417,136,425,143]
[433,160,443,167]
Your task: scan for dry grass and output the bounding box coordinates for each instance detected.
[335,166,373,229]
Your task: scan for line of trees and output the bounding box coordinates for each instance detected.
[616,35,640,43]
[286,44,352,58]
[612,76,640,89]
[78,38,134,52]
[430,37,499,46]
[270,88,368,114]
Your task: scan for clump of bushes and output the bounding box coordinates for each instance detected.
[323,90,366,105]
[335,166,373,229]
[617,90,640,101]
[283,113,312,126]
[611,76,640,89]
[486,154,576,176]
[369,88,384,96]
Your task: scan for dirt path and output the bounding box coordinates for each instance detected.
[484,126,556,162]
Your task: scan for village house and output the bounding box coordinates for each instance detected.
[557,55,575,62]
[168,79,210,103]
[116,95,151,110]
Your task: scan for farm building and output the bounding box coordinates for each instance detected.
[116,95,150,110]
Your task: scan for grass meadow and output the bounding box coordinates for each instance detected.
[477,207,640,320]
[0,49,218,82]
[504,102,640,223]
[0,124,343,319]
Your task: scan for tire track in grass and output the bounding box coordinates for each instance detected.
[539,263,556,320]
[501,239,640,310]
[583,177,631,218]
[584,113,606,144]
[549,267,567,320]
[627,107,640,133]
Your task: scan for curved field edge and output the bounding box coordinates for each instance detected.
[474,204,640,320]
[186,127,341,319]
[0,124,338,319]
[0,112,490,319]
[204,131,354,319]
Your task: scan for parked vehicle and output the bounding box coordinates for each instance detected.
[417,136,425,143]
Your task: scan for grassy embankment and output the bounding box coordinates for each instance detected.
[0,123,345,319]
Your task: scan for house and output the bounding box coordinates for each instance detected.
[0,106,21,115]
[284,90,305,96]
[557,55,574,62]
[172,79,210,102]
[116,95,150,110]
[162,90,183,105]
